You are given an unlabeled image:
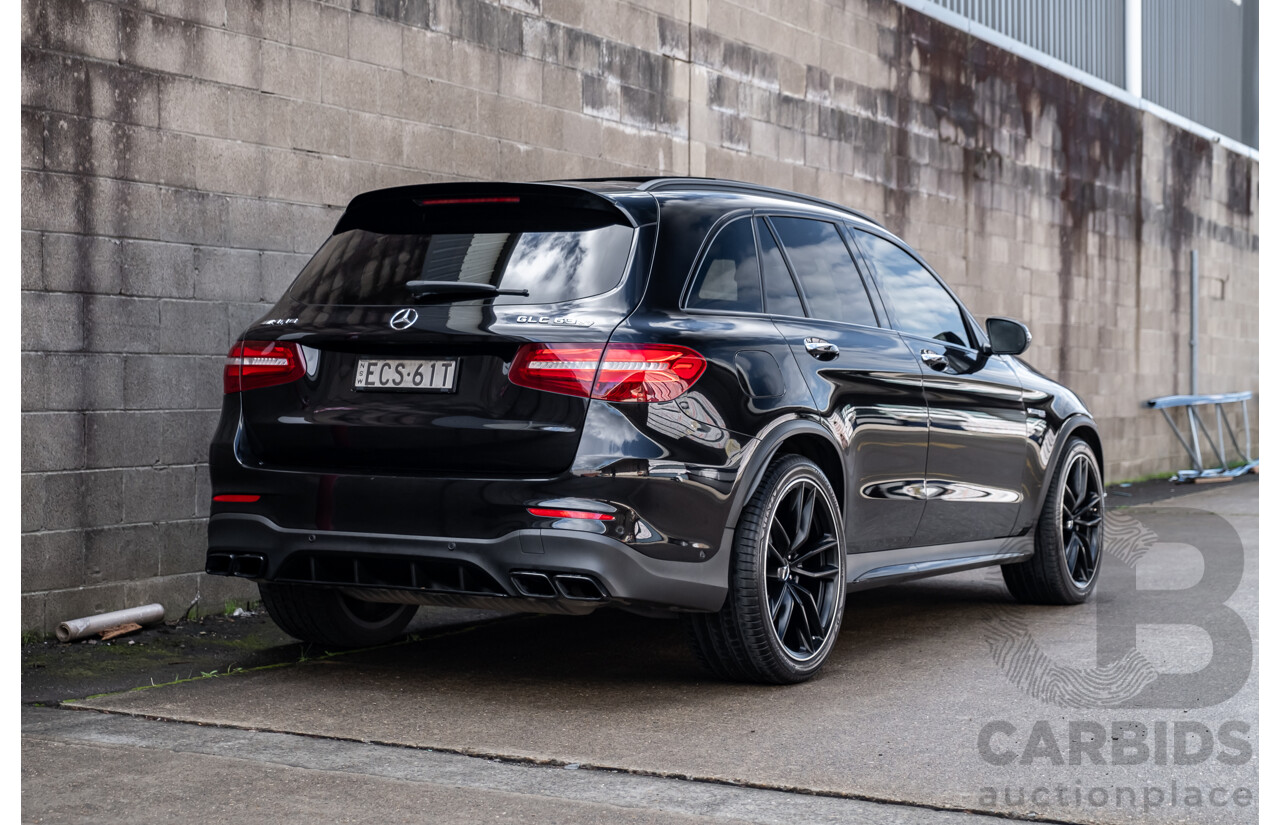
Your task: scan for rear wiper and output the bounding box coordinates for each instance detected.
[405,280,530,303]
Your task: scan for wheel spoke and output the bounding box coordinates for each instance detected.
[1072,491,1101,519]
[791,485,815,551]
[773,586,795,639]
[792,538,838,566]
[1064,532,1082,575]
[769,516,792,556]
[793,563,840,580]
[1071,459,1087,506]
[789,584,816,650]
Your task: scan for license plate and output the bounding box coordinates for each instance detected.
[354,359,458,392]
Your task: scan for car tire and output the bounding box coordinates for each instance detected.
[684,454,847,684]
[1002,438,1104,605]
[259,583,418,648]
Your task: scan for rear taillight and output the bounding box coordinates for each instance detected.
[223,341,305,393]
[509,343,706,403]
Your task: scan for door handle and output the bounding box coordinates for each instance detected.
[804,337,839,360]
[920,349,948,371]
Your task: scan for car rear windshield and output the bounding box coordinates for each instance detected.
[288,209,636,307]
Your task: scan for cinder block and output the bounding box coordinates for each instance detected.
[124,353,222,411]
[261,40,323,101]
[21,109,43,171]
[292,0,350,56]
[22,352,126,414]
[350,10,404,69]
[118,9,198,76]
[155,187,230,246]
[86,524,168,583]
[194,246,264,302]
[157,519,208,576]
[121,239,195,298]
[227,197,296,253]
[21,592,46,635]
[155,299,232,355]
[348,111,404,166]
[22,529,86,592]
[158,76,231,137]
[85,410,219,470]
[121,466,199,523]
[22,290,84,352]
[24,0,120,63]
[22,472,46,533]
[34,470,125,532]
[21,231,41,291]
[320,54,382,112]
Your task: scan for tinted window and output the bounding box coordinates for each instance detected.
[686,218,762,313]
[289,224,635,306]
[757,218,805,317]
[856,231,972,347]
[770,217,877,328]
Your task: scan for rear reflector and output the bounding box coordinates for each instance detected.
[528,508,615,521]
[224,341,305,393]
[213,494,261,503]
[416,196,521,206]
[509,343,706,403]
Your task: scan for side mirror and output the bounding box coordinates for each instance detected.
[986,317,1032,355]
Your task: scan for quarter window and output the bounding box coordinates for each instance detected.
[855,231,972,347]
[770,217,878,328]
[686,218,762,313]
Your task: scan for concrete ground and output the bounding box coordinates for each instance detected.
[21,478,1258,824]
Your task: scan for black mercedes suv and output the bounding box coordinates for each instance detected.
[207,177,1104,683]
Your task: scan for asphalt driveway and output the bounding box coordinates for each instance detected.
[22,478,1258,824]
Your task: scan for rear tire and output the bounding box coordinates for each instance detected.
[1002,438,1104,605]
[259,583,418,648]
[684,455,846,684]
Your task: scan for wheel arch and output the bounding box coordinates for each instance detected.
[1034,414,1104,518]
[727,418,846,527]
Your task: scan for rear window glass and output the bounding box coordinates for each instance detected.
[288,224,635,306]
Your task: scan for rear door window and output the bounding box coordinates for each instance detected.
[769,217,878,328]
[686,218,763,313]
[757,218,806,318]
[289,223,635,306]
[854,230,972,347]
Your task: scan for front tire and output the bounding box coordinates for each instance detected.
[685,455,846,684]
[259,583,418,648]
[1002,438,1104,604]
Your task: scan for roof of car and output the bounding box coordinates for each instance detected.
[543,176,885,229]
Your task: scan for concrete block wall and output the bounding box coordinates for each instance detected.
[20,0,1258,633]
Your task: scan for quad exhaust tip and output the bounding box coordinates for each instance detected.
[509,571,607,601]
[207,552,267,579]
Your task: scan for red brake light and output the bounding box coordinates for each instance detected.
[509,343,706,403]
[213,494,261,503]
[224,341,305,393]
[416,196,521,206]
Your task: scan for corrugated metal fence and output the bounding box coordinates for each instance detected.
[916,0,1258,147]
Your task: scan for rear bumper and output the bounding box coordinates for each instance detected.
[207,513,730,613]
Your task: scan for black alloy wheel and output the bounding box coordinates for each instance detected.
[764,475,844,660]
[1002,438,1104,604]
[684,454,846,683]
[1059,451,1103,587]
